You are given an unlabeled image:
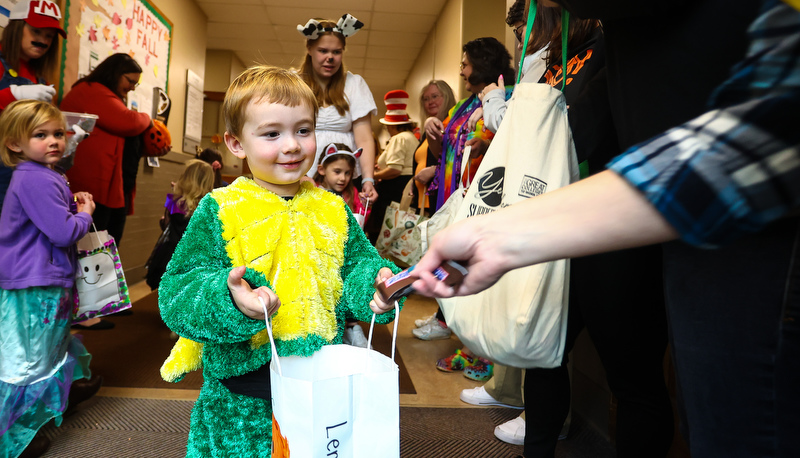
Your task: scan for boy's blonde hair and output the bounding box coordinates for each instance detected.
[174,159,214,217]
[223,65,319,140]
[0,100,65,167]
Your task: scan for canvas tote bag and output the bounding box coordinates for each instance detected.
[375,179,428,267]
[266,300,401,457]
[438,82,579,369]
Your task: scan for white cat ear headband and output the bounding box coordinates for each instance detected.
[297,13,364,40]
[320,143,362,166]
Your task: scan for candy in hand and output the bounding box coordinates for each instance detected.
[376,261,468,302]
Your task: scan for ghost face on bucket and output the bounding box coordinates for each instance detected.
[76,251,121,313]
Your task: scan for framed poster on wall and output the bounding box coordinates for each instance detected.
[58,0,172,114]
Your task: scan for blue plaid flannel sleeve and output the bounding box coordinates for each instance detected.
[608,0,800,248]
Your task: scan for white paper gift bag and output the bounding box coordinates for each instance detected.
[266,302,400,457]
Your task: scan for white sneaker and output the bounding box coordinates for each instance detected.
[411,320,452,340]
[414,314,437,328]
[343,325,370,348]
[460,386,524,409]
[494,415,525,445]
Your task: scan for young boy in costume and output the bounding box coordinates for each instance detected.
[158,65,401,457]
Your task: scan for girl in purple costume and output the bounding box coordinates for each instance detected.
[0,100,96,457]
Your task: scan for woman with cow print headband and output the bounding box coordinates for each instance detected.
[297,14,379,202]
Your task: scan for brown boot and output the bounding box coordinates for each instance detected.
[19,434,51,458]
[65,375,103,416]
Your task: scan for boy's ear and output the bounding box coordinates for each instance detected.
[224,132,246,159]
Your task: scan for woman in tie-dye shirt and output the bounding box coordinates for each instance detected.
[423,37,515,211]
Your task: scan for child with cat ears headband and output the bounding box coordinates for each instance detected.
[314,142,371,227]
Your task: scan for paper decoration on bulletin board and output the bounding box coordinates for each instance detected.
[58,0,172,114]
[0,0,19,28]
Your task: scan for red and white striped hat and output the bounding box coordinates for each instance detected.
[379,90,412,125]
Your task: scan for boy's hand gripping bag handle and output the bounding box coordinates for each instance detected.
[260,297,401,375]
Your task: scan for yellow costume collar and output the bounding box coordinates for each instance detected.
[216,179,348,346]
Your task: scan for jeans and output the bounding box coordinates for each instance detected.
[663,217,800,457]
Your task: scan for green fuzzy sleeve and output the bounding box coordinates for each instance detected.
[339,205,404,325]
[158,194,270,344]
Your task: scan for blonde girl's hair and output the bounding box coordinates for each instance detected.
[0,100,65,167]
[419,80,456,122]
[173,159,214,216]
[224,65,319,140]
[298,20,349,116]
[1,21,61,81]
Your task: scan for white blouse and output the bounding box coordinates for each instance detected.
[307,72,377,178]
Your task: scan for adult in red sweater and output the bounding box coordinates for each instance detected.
[60,53,152,244]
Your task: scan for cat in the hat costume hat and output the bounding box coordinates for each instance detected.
[379,90,414,125]
[366,90,419,241]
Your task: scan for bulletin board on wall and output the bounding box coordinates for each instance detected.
[58,0,172,116]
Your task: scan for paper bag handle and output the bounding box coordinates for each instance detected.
[261,297,402,376]
[261,296,283,376]
[367,300,401,362]
[85,223,103,247]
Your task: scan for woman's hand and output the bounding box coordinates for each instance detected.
[465,138,489,158]
[228,266,281,320]
[410,217,507,298]
[424,117,445,142]
[360,180,378,201]
[466,107,483,132]
[479,75,504,101]
[415,166,437,185]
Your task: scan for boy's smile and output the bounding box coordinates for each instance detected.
[225,99,316,196]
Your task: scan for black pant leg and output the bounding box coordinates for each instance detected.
[575,246,673,458]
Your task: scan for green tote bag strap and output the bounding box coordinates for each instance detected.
[516,0,537,85]
[517,1,570,92]
[561,10,569,91]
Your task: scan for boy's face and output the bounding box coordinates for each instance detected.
[225,99,316,196]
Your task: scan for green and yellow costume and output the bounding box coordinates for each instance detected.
[158,178,401,457]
